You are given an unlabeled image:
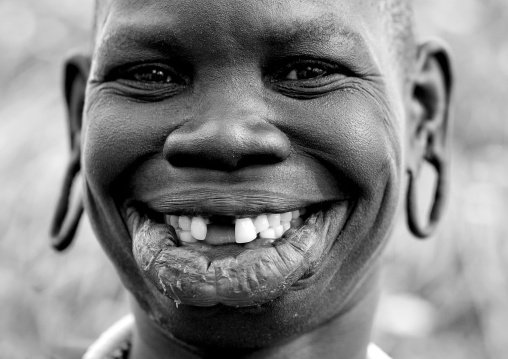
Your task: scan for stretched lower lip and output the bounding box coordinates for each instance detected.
[126,203,348,307]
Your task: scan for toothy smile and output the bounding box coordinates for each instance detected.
[165,208,307,246]
[125,199,349,307]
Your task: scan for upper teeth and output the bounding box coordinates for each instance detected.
[164,209,306,245]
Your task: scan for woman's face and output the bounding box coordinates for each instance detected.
[81,0,409,346]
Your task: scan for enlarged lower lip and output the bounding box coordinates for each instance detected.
[125,202,349,307]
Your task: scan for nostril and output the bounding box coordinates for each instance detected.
[236,154,284,168]
[164,120,291,171]
[166,144,242,170]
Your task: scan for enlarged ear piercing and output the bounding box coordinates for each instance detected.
[50,146,84,251]
[406,155,448,238]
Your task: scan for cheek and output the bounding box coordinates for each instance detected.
[83,88,402,199]
[82,95,177,191]
[273,90,402,195]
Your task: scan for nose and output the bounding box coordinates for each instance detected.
[163,103,290,171]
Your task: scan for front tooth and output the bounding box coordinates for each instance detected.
[179,216,191,231]
[253,214,269,233]
[169,215,179,228]
[282,222,290,233]
[259,228,276,239]
[267,214,281,227]
[191,216,207,240]
[180,231,198,243]
[281,212,292,222]
[274,224,284,238]
[235,218,257,243]
[291,218,303,228]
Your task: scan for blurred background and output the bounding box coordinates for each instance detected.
[0,0,507,358]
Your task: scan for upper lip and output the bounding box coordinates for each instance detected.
[121,160,350,216]
[126,188,342,217]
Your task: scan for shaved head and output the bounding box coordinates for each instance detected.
[93,0,415,80]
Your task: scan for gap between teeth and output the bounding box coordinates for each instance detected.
[165,209,306,244]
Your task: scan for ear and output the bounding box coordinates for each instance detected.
[407,39,453,173]
[64,53,91,149]
[406,39,453,238]
[50,53,91,251]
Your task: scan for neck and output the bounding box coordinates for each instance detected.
[130,270,380,359]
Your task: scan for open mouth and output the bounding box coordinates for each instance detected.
[153,207,311,246]
[124,201,349,307]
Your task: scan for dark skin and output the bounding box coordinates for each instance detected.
[63,0,452,357]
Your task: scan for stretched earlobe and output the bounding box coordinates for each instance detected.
[406,39,453,238]
[406,157,448,238]
[50,144,84,250]
[50,53,90,251]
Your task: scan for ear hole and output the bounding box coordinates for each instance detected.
[69,173,83,210]
[414,161,437,223]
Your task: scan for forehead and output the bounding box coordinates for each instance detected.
[96,0,380,22]
[97,0,380,22]
[94,0,389,63]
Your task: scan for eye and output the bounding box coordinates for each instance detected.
[267,58,352,98]
[284,65,329,81]
[114,63,187,87]
[133,67,175,83]
[269,59,346,84]
[104,63,190,100]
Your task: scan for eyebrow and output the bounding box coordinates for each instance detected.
[94,24,189,63]
[261,14,375,72]
[263,13,364,49]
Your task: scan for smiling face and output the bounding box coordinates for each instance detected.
[81,0,411,348]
